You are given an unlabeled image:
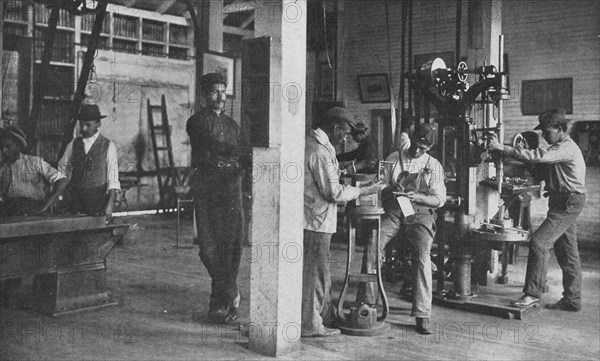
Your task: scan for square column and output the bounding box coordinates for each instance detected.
[249,0,307,357]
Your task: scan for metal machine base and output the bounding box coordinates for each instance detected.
[338,321,390,336]
[433,291,540,320]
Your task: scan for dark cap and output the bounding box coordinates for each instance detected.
[411,123,435,147]
[534,108,568,130]
[325,107,355,124]
[351,122,369,135]
[202,72,227,87]
[76,104,107,121]
[0,125,28,149]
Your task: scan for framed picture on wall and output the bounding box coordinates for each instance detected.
[203,51,236,97]
[358,74,390,103]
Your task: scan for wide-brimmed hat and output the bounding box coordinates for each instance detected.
[76,104,107,121]
[411,123,435,147]
[534,108,568,130]
[0,126,27,149]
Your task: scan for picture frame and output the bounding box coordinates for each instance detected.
[203,51,236,97]
[358,74,390,103]
[319,62,334,100]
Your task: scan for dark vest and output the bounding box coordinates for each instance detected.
[71,134,109,189]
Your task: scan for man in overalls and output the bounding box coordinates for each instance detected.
[358,123,446,334]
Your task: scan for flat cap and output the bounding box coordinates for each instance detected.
[202,72,227,86]
[351,122,369,135]
[534,108,568,130]
[325,107,355,124]
[411,123,435,147]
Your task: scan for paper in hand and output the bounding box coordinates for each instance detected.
[396,196,415,217]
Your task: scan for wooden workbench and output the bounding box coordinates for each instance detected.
[0,215,128,316]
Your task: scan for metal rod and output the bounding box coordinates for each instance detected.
[496,34,505,218]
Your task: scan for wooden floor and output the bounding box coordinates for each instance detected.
[2,215,599,360]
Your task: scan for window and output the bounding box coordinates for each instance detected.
[168,47,188,60]
[4,0,28,23]
[169,24,188,46]
[80,33,110,50]
[81,13,110,34]
[35,29,74,63]
[113,39,138,54]
[35,4,75,28]
[142,43,165,57]
[113,14,138,39]
[142,19,164,42]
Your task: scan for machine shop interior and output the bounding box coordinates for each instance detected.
[1,0,599,360]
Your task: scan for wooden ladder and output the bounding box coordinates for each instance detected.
[147,94,178,209]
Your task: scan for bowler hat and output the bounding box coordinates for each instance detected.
[534,108,568,130]
[202,72,227,86]
[411,123,435,147]
[76,104,107,121]
[0,126,28,149]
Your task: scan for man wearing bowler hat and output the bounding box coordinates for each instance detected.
[1,125,68,216]
[488,108,586,311]
[186,72,249,324]
[357,123,446,334]
[58,104,121,218]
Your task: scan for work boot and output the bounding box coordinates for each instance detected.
[544,298,580,312]
[510,294,540,308]
[416,317,432,335]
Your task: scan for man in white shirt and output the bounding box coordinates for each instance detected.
[358,123,446,335]
[58,104,120,218]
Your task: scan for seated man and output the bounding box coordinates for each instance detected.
[0,126,68,217]
[337,122,378,174]
[357,123,446,335]
[58,104,120,218]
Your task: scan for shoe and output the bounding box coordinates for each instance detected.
[301,326,341,338]
[224,293,241,323]
[207,306,228,324]
[544,298,580,312]
[510,294,540,308]
[416,317,432,335]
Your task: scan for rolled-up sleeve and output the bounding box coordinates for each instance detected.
[39,158,65,184]
[106,141,121,191]
[427,159,446,208]
[502,144,567,164]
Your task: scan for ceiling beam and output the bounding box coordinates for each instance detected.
[223,0,255,14]
[156,0,177,14]
[223,25,254,39]
[239,12,255,29]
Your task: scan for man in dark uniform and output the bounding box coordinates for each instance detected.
[488,108,586,311]
[337,122,378,174]
[186,73,248,323]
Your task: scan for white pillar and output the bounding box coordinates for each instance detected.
[249,0,306,357]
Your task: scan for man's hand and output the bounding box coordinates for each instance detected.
[487,133,504,151]
[359,180,385,195]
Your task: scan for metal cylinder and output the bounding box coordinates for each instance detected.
[453,255,472,298]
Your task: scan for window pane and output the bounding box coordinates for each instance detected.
[142,20,164,42]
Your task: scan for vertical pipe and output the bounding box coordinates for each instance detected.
[455,0,462,66]
[0,0,4,120]
[496,34,505,215]
[407,0,413,114]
